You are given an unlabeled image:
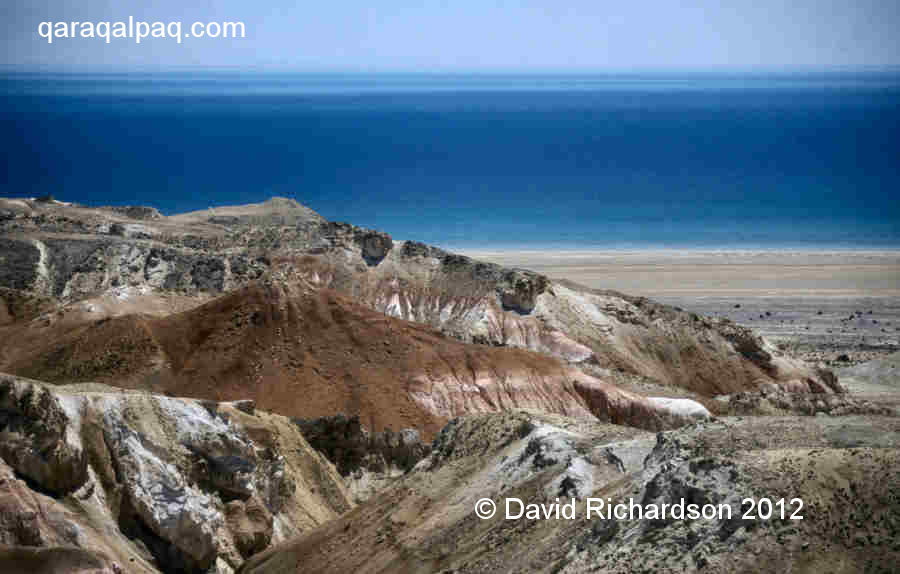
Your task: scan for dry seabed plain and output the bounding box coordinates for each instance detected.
[462,249,900,364]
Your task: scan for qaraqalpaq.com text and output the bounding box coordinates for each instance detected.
[37,18,246,44]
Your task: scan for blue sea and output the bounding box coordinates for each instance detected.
[2,71,899,250]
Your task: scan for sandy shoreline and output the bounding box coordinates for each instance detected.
[461,249,900,364]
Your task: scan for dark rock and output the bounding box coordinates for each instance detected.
[319,222,394,266]
[519,436,557,469]
[400,240,444,259]
[497,269,549,314]
[294,414,430,476]
[190,257,226,292]
[0,238,40,291]
[232,399,256,415]
[105,205,163,220]
[358,230,393,266]
[43,238,108,297]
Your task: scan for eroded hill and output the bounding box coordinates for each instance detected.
[0,279,696,439]
[0,196,838,403]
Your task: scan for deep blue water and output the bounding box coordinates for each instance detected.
[3,71,899,249]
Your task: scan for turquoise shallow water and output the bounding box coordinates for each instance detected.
[2,71,899,249]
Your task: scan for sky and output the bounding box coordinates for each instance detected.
[4,0,900,71]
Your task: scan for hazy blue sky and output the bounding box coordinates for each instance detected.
[5,0,900,71]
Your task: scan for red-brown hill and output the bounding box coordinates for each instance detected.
[0,281,680,439]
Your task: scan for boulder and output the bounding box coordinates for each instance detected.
[646,397,711,419]
[497,269,549,314]
[0,377,87,495]
[357,231,393,266]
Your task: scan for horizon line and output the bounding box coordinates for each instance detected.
[4,64,900,76]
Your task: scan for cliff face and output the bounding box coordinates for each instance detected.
[0,196,838,403]
[0,374,351,574]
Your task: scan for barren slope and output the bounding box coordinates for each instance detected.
[0,280,695,439]
[240,411,900,574]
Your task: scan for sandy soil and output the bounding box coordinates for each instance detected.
[461,249,900,365]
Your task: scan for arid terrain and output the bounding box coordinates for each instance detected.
[0,197,897,573]
[462,249,900,365]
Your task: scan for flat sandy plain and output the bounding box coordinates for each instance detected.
[461,249,900,365]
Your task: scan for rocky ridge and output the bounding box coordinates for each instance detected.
[239,410,900,574]
[0,374,352,573]
[0,196,838,402]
